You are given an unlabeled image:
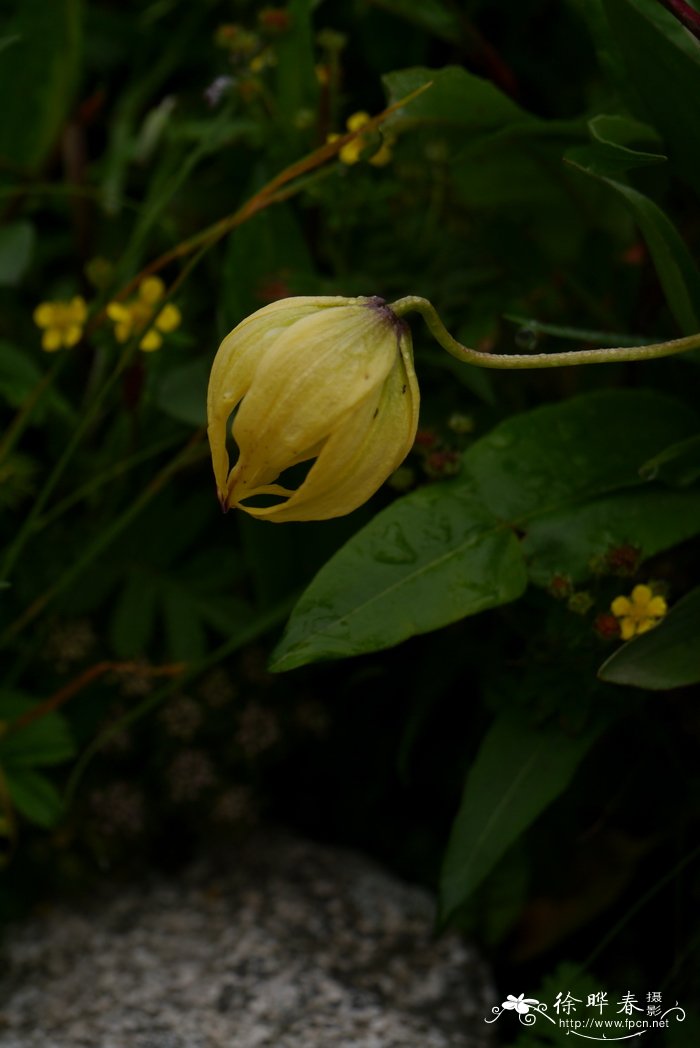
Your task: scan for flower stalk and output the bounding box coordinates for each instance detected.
[390,295,700,369]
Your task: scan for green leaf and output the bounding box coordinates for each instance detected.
[371,0,462,42]
[270,483,527,671]
[4,767,64,828]
[271,391,697,670]
[598,586,700,690]
[0,0,82,172]
[640,434,700,487]
[153,358,208,427]
[385,67,588,261]
[161,582,207,661]
[524,488,700,586]
[273,0,318,132]
[587,112,666,172]
[439,708,604,923]
[0,691,75,767]
[601,0,700,197]
[384,65,533,133]
[504,314,658,347]
[0,340,74,421]
[463,390,698,520]
[0,222,35,286]
[110,570,158,658]
[478,843,530,947]
[566,146,700,333]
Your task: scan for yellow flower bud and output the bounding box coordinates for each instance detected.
[207,296,419,522]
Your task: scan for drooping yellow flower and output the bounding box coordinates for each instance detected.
[107,276,181,352]
[611,584,668,640]
[327,111,395,167]
[33,297,87,351]
[207,296,419,522]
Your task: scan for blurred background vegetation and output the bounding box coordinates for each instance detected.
[2,0,700,1042]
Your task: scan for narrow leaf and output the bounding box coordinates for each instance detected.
[439,710,604,922]
[4,767,64,828]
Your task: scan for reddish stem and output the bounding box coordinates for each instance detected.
[656,0,700,41]
[7,660,186,735]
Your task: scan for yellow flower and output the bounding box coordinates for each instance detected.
[327,111,395,167]
[207,295,419,522]
[611,584,668,640]
[107,276,181,352]
[33,297,87,352]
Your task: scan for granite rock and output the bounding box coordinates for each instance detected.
[0,831,494,1047]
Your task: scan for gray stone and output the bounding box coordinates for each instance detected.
[0,831,494,1047]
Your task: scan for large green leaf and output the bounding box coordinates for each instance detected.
[598,586,700,690]
[270,484,527,671]
[110,570,159,659]
[601,0,700,197]
[161,581,208,661]
[3,767,64,828]
[384,65,534,133]
[0,691,75,767]
[385,66,604,268]
[439,708,605,923]
[273,0,318,134]
[271,391,698,670]
[372,0,462,42]
[0,222,35,286]
[462,390,698,520]
[0,340,74,422]
[566,144,700,334]
[153,358,209,428]
[0,0,82,172]
[524,487,700,585]
[640,434,700,487]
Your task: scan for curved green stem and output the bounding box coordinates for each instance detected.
[390,295,700,369]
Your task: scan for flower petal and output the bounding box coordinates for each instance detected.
[155,303,181,333]
[346,111,370,133]
[42,328,62,351]
[636,618,656,634]
[70,296,88,323]
[140,328,162,352]
[339,140,363,164]
[207,298,340,503]
[620,618,636,641]
[229,304,397,503]
[647,596,667,617]
[107,302,130,323]
[139,276,165,304]
[369,142,392,167]
[240,333,419,522]
[33,303,55,328]
[64,324,83,347]
[631,584,652,607]
[611,596,631,617]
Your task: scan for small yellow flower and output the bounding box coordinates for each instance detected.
[207,295,419,522]
[611,584,668,640]
[107,276,181,352]
[33,297,87,352]
[327,111,395,167]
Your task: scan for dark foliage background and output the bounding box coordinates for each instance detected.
[2,1,700,1042]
